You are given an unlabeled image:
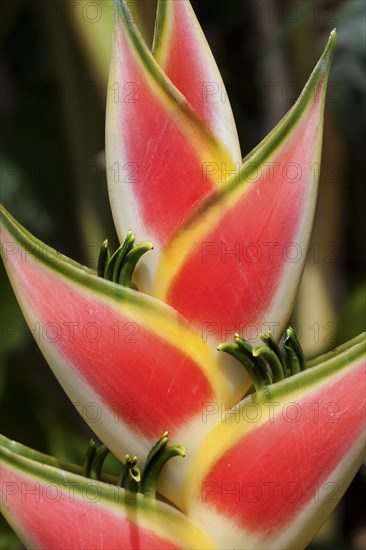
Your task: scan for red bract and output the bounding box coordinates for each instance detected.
[183,335,366,549]
[1,1,364,549]
[0,436,215,550]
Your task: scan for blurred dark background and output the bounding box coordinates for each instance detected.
[0,0,365,548]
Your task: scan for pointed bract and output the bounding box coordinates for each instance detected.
[152,0,241,163]
[0,436,215,550]
[182,334,366,549]
[107,0,236,290]
[154,32,336,347]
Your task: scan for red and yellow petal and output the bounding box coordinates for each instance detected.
[106,0,236,290]
[152,0,241,163]
[154,32,336,352]
[183,334,366,549]
[0,205,244,507]
[0,436,216,550]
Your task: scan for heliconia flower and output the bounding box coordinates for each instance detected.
[0,435,215,550]
[1,0,365,548]
[182,333,366,549]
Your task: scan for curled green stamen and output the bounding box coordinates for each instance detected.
[253,346,285,382]
[140,432,185,498]
[97,240,110,277]
[97,231,152,287]
[119,242,154,287]
[219,326,307,390]
[123,455,141,493]
[112,234,135,282]
[90,445,110,481]
[83,440,110,481]
[105,232,135,281]
[218,338,272,392]
[82,433,185,498]
[284,327,306,373]
[82,439,97,478]
[260,331,287,376]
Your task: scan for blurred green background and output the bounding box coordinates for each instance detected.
[0,0,365,548]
